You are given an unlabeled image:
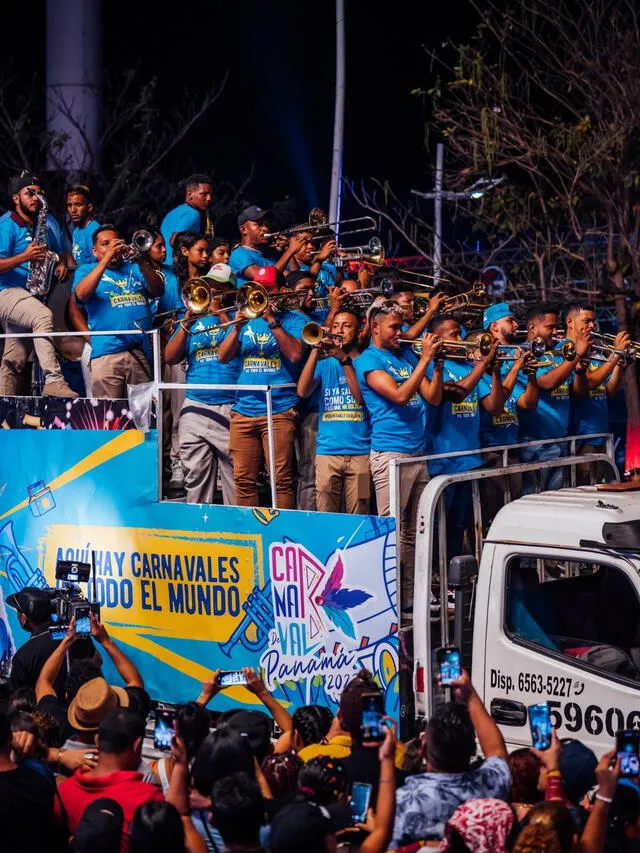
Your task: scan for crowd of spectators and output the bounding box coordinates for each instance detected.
[0,585,631,853]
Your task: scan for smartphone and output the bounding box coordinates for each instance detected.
[350,781,373,824]
[617,730,640,778]
[436,646,461,686]
[528,702,552,750]
[153,708,177,751]
[74,604,92,638]
[218,670,247,687]
[360,692,385,742]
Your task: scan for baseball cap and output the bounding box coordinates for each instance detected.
[73,798,124,853]
[6,587,51,625]
[8,172,40,196]
[483,301,514,329]
[252,265,286,289]
[558,738,597,803]
[237,205,269,228]
[206,263,236,285]
[218,708,272,762]
[285,270,314,288]
[67,677,130,732]
[269,801,333,853]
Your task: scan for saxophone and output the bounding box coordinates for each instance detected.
[25,191,59,299]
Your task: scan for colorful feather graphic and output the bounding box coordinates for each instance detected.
[315,554,372,639]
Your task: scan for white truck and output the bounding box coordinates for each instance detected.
[405,439,640,755]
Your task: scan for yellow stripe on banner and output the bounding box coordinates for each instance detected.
[0,430,144,523]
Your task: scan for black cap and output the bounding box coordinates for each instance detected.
[6,587,51,625]
[285,270,314,288]
[237,205,269,228]
[218,708,272,762]
[8,172,40,196]
[73,798,124,853]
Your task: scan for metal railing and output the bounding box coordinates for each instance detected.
[0,327,296,509]
[388,432,618,629]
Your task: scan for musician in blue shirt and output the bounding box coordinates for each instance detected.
[73,225,164,398]
[160,174,213,266]
[228,206,307,288]
[0,172,76,397]
[66,185,100,267]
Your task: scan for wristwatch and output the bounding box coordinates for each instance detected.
[341,356,353,367]
[267,318,282,330]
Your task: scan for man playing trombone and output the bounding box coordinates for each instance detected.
[566,302,631,484]
[297,306,371,515]
[228,206,308,288]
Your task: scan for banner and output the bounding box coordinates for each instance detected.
[0,429,398,715]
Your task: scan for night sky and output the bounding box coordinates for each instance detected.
[5,0,473,229]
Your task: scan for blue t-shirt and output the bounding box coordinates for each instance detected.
[519,343,574,441]
[178,314,241,406]
[160,203,202,266]
[355,344,426,454]
[229,246,275,287]
[298,261,336,320]
[314,356,371,455]
[426,359,491,474]
[152,266,182,318]
[569,359,610,445]
[72,261,153,358]
[71,220,100,266]
[0,211,65,290]
[480,360,528,447]
[233,310,307,416]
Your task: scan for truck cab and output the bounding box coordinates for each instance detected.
[411,475,640,755]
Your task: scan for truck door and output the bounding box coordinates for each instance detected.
[483,544,640,755]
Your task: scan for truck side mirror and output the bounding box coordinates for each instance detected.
[449,555,478,590]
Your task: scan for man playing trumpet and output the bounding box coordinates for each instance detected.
[297,307,371,515]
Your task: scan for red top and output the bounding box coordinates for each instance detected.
[56,768,163,852]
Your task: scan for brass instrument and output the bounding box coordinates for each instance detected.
[205,211,215,239]
[334,236,385,267]
[265,208,376,241]
[180,276,236,315]
[590,331,637,364]
[301,321,343,348]
[399,332,494,359]
[121,229,154,261]
[442,281,487,313]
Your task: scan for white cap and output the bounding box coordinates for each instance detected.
[207,263,235,284]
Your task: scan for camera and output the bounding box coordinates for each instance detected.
[46,559,99,639]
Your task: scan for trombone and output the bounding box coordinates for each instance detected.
[301,321,343,348]
[399,332,495,359]
[265,208,376,242]
[441,281,487,313]
[332,236,385,267]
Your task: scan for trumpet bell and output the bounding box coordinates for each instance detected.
[131,229,153,253]
[302,321,324,346]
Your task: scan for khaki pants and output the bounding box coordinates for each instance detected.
[163,361,186,464]
[91,349,151,398]
[179,400,235,505]
[296,411,318,511]
[576,443,611,485]
[370,450,428,610]
[229,408,298,509]
[0,287,63,394]
[316,454,371,514]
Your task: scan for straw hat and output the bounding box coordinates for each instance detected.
[67,677,129,732]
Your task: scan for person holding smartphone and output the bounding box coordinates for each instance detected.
[390,669,510,847]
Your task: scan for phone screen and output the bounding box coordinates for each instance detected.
[350,782,373,824]
[154,710,176,751]
[219,670,247,687]
[617,730,640,777]
[437,647,461,685]
[74,607,91,637]
[360,692,385,742]
[528,702,552,750]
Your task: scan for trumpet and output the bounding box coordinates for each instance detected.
[590,331,637,364]
[121,229,153,261]
[301,321,343,348]
[441,281,487,313]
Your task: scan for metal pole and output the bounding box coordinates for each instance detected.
[266,388,278,509]
[329,0,346,233]
[152,330,163,503]
[433,143,444,288]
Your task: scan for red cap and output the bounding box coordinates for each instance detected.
[252,265,285,289]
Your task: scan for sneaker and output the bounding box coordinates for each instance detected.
[43,378,79,398]
[169,459,185,489]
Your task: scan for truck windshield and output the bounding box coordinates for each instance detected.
[506,555,640,683]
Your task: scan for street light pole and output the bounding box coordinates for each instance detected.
[329,0,346,235]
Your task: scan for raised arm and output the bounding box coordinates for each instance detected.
[359,720,397,853]
[364,334,440,406]
[243,666,293,734]
[35,620,77,701]
[297,346,321,399]
[450,670,507,761]
[90,612,143,688]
